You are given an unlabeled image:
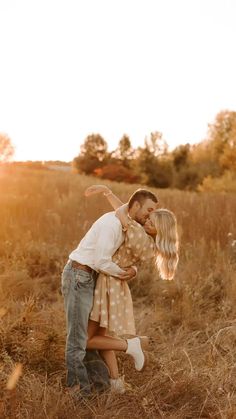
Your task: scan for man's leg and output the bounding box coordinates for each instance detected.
[84,350,110,393]
[61,261,95,397]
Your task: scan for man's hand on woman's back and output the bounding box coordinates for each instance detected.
[118,266,137,281]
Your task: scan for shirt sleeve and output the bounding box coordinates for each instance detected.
[94,224,126,277]
[125,220,156,262]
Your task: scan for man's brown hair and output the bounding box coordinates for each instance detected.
[128,189,158,209]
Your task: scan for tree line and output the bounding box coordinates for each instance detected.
[73,110,236,191]
[1,110,236,191]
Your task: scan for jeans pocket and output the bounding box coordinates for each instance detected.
[74,270,94,289]
[61,270,71,296]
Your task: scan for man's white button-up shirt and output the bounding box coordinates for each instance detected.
[69,211,126,277]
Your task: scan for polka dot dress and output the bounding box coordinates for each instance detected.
[90,219,156,335]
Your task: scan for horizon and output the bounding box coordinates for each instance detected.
[5,130,209,164]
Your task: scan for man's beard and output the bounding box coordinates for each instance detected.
[135,214,146,226]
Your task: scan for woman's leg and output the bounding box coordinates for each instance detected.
[99,350,118,379]
[97,328,119,379]
[87,320,127,351]
[87,320,122,379]
[87,319,145,372]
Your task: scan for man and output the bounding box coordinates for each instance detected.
[61,188,158,398]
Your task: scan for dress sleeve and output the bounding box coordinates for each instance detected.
[93,222,126,276]
[125,219,155,262]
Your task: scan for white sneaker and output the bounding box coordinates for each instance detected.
[138,335,149,350]
[110,376,126,394]
[126,337,146,371]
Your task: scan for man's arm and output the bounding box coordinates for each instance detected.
[93,223,135,280]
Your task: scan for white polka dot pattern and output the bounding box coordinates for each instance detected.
[89,218,155,335]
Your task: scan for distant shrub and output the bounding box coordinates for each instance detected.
[94,163,140,183]
[198,171,236,192]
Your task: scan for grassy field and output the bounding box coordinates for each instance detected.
[0,164,236,418]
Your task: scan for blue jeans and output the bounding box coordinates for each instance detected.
[61,260,110,395]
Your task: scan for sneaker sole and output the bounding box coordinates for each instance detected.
[139,351,148,372]
[136,338,149,372]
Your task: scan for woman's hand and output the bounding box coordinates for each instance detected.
[85,185,124,210]
[84,185,110,197]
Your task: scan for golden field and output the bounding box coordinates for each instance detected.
[0,164,236,419]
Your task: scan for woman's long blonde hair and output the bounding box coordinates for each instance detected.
[153,209,179,280]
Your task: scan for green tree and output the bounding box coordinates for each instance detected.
[174,111,236,190]
[171,143,201,189]
[114,134,134,167]
[73,134,108,174]
[0,133,14,162]
[144,131,168,156]
[136,132,172,188]
[207,110,236,173]
[172,144,190,171]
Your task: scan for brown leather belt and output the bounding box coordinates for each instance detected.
[71,260,93,273]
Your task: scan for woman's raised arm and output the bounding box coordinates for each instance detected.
[84,184,124,210]
[115,204,130,230]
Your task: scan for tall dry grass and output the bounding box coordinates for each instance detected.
[0,164,236,418]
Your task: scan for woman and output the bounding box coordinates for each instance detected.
[84,185,179,393]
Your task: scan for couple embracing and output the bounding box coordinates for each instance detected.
[61,185,179,399]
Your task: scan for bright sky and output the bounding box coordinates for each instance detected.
[0,0,236,162]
